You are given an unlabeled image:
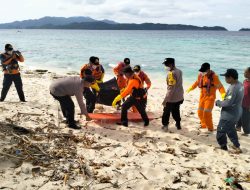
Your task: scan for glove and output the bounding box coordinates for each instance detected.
[112,95,122,108]
[96,79,103,84]
[96,73,104,84]
[221,93,226,100]
[91,82,100,92]
[186,86,193,93]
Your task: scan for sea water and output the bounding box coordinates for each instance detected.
[0,29,249,83]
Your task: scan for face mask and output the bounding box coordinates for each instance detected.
[165,66,170,71]
[202,72,207,76]
[92,65,97,69]
[7,50,13,55]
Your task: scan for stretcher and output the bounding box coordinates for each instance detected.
[88,112,155,123]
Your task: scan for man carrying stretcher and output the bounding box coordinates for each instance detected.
[112,66,149,127]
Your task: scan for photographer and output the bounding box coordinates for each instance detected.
[0,44,25,102]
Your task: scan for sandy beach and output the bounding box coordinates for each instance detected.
[0,70,249,190]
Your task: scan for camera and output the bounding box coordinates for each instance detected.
[14,50,21,56]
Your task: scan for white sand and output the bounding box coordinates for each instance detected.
[0,70,249,190]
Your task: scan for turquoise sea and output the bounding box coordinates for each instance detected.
[0,29,249,82]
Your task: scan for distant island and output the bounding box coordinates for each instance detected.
[239,28,250,31]
[0,16,228,31]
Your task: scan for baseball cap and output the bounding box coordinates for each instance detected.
[124,58,130,65]
[162,58,175,65]
[133,65,141,72]
[199,63,210,72]
[220,69,238,79]
[5,44,13,51]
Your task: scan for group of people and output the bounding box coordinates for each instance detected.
[164,58,250,152]
[1,43,249,153]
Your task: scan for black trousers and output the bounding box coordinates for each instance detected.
[217,119,240,148]
[236,108,250,134]
[162,100,183,126]
[83,87,96,113]
[121,96,149,124]
[51,93,75,125]
[0,73,25,101]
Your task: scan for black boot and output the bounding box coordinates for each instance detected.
[220,145,228,151]
[116,122,128,127]
[68,122,81,130]
[144,119,149,127]
[176,122,181,130]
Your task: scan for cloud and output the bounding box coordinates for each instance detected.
[84,0,106,5]
[0,0,249,30]
[61,0,106,5]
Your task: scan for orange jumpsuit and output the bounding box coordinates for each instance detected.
[113,62,127,89]
[191,71,225,131]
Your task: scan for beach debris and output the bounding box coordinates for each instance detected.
[98,175,112,183]
[132,142,147,149]
[63,173,69,185]
[173,137,181,141]
[224,177,243,190]
[172,172,182,184]
[0,119,121,188]
[223,169,249,189]
[88,143,121,150]
[197,181,208,189]
[31,167,41,177]
[121,150,132,158]
[180,146,198,155]
[139,172,148,180]
[133,131,147,140]
[34,69,48,74]
[161,148,176,155]
[196,167,208,175]
[89,161,111,169]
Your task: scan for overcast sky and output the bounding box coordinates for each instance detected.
[0,0,249,30]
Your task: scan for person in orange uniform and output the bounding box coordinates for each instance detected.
[80,56,105,113]
[112,66,149,127]
[113,58,130,89]
[0,44,25,102]
[80,56,104,83]
[133,65,151,109]
[187,63,226,131]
